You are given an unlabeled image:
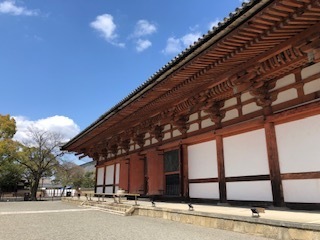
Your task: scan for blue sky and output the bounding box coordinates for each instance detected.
[1,0,247,162]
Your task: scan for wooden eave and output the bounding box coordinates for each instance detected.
[62,0,320,154]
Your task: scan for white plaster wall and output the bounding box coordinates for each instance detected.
[241,92,253,102]
[97,167,104,185]
[173,129,182,137]
[201,110,208,117]
[222,97,237,109]
[129,144,134,151]
[201,118,214,128]
[282,179,320,203]
[242,102,262,115]
[301,62,320,79]
[188,140,218,179]
[224,129,269,177]
[105,165,114,185]
[96,187,103,194]
[104,186,113,194]
[272,88,298,106]
[115,163,120,184]
[304,78,320,95]
[145,139,151,146]
[273,74,295,90]
[187,123,199,133]
[114,186,119,193]
[163,124,171,131]
[189,182,219,199]
[275,115,320,173]
[163,132,171,140]
[188,113,199,122]
[226,181,273,201]
[222,109,239,122]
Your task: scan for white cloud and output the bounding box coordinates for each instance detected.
[130,20,156,52]
[162,32,201,55]
[90,14,125,47]
[0,0,38,16]
[162,37,182,55]
[209,18,221,29]
[13,115,80,144]
[136,39,152,52]
[181,32,201,46]
[133,20,157,37]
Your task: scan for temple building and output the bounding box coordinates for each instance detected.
[62,0,320,209]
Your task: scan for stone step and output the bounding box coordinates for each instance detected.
[82,202,136,216]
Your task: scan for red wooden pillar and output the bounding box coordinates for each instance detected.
[264,122,284,207]
[216,135,227,203]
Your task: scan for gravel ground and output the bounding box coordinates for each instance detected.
[0,201,273,240]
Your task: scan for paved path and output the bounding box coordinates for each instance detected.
[0,201,272,240]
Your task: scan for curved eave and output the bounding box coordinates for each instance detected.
[61,0,273,151]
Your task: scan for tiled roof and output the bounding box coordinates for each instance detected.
[62,0,267,149]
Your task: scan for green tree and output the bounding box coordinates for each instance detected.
[18,127,63,200]
[0,114,24,192]
[81,171,95,188]
[0,160,24,192]
[0,114,17,164]
[53,161,85,195]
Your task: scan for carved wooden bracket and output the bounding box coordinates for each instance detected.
[109,144,118,156]
[150,125,164,142]
[133,132,145,148]
[172,114,189,134]
[202,101,225,129]
[119,139,130,155]
[249,81,276,115]
[300,36,320,63]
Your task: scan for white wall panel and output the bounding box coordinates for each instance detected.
[226,181,273,201]
[188,112,198,122]
[105,165,115,185]
[96,187,103,194]
[104,186,113,194]
[304,78,320,95]
[301,62,320,79]
[276,115,320,173]
[273,74,295,90]
[283,179,320,203]
[188,140,218,179]
[241,92,253,102]
[272,88,298,106]
[242,102,262,115]
[201,118,214,128]
[173,129,182,137]
[224,129,269,177]
[222,97,237,109]
[115,163,120,184]
[189,183,219,199]
[97,167,104,185]
[222,109,239,122]
[187,123,199,133]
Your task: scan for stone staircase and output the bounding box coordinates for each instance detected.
[81,201,136,216]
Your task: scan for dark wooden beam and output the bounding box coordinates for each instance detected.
[264,122,284,207]
[216,135,227,203]
[281,172,320,180]
[188,178,219,184]
[181,144,189,198]
[225,175,270,182]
